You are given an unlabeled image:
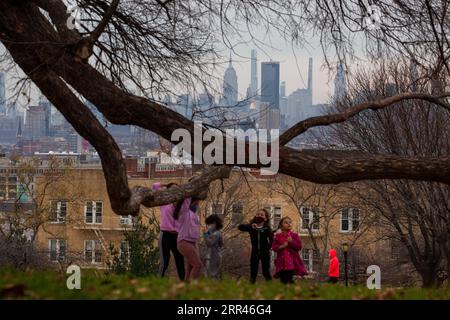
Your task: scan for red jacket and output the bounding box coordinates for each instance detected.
[328,249,339,278]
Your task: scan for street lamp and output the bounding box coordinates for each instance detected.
[342,242,349,287]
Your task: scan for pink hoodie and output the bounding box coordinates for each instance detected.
[152,183,198,242]
[176,200,200,243]
[152,183,179,232]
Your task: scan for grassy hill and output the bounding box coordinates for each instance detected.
[0,268,449,300]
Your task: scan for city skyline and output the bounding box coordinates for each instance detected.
[0,49,339,111]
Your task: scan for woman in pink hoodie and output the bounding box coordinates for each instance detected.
[272,217,308,284]
[153,182,185,280]
[175,197,203,280]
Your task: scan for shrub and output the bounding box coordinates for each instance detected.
[107,218,159,277]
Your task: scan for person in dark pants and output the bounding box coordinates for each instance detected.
[159,230,185,279]
[278,270,295,284]
[153,182,185,280]
[238,209,273,283]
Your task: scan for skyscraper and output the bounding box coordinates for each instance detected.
[307,57,313,107]
[284,58,314,127]
[0,71,5,114]
[334,62,347,102]
[261,61,280,109]
[223,56,238,106]
[279,81,288,128]
[280,81,286,98]
[38,95,52,136]
[250,49,258,97]
[24,105,47,140]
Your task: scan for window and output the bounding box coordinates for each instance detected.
[84,240,102,264]
[300,207,320,232]
[302,248,319,273]
[340,208,360,232]
[85,201,103,224]
[264,205,282,229]
[211,202,223,215]
[49,200,67,223]
[49,239,66,262]
[302,250,311,272]
[231,203,244,226]
[120,240,130,263]
[8,176,17,184]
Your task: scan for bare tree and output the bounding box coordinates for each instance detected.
[322,59,450,287]
[273,176,376,279]
[0,156,78,269]
[0,1,449,219]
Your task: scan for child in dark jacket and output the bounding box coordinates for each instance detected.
[238,209,273,283]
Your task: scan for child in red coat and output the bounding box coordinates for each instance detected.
[328,249,339,283]
[272,217,308,284]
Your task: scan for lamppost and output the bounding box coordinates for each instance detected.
[342,242,349,287]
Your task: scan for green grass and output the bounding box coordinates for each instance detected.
[0,268,449,300]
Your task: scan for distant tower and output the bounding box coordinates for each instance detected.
[307,57,313,106]
[223,54,238,106]
[17,117,22,138]
[0,71,5,114]
[38,95,52,136]
[334,62,347,102]
[24,105,47,140]
[261,61,280,109]
[280,81,286,98]
[250,49,258,97]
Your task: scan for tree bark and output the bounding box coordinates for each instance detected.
[1,0,450,217]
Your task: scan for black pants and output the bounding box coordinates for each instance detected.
[278,270,294,284]
[159,231,185,280]
[328,277,339,284]
[250,251,272,283]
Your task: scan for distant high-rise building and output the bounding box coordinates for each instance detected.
[222,56,238,106]
[176,94,192,118]
[38,95,52,136]
[261,61,280,109]
[250,49,258,97]
[0,114,19,145]
[279,81,288,127]
[24,105,47,140]
[258,102,280,132]
[307,57,313,107]
[282,58,313,127]
[0,72,5,114]
[334,62,347,102]
[280,81,286,98]
[6,102,16,119]
[66,132,83,153]
[50,105,65,127]
[287,89,310,126]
